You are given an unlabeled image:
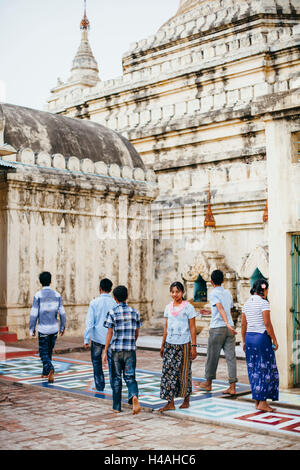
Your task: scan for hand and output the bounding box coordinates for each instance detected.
[83,343,89,350]
[227,324,237,335]
[160,345,165,358]
[191,346,197,360]
[59,329,65,336]
[243,342,245,352]
[32,330,36,337]
[273,340,279,351]
[102,352,107,367]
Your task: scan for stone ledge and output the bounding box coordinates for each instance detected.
[1,147,157,184]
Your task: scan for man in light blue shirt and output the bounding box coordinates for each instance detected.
[83,278,117,391]
[198,270,238,396]
[29,271,66,384]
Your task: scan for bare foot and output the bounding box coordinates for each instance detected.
[110,408,121,413]
[158,401,176,412]
[222,386,236,396]
[195,381,212,392]
[257,403,276,412]
[132,396,141,415]
[179,397,190,409]
[48,370,54,384]
[255,400,259,409]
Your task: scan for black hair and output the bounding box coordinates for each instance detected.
[211,269,224,286]
[169,281,186,300]
[39,271,51,286]
[170,281,185,293]
[100,278,113,293]
[250,278,269,297]
[113,285,128,302]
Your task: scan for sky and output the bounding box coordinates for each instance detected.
[0,0,178,110]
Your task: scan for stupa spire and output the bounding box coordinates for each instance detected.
[80,0,90,31]
[68,0,100,85]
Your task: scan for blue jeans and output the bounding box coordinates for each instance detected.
[111,350,139,412]
[91,341,113,391]
[38,332,57,376]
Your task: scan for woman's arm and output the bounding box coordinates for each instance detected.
[241,313,247,351]
[189,317,197,360]
[262,310,278,350]
[160,318,168,358]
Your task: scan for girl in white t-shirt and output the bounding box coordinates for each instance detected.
[158,282,197,412]
[241,279,279,412]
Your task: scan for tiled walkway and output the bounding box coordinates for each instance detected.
[1,354,300,440]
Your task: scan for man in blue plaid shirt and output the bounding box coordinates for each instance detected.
[103,285,142,415]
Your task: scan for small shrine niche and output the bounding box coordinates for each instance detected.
[193,274,207,302]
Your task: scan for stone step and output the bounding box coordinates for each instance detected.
[0,329,18,343]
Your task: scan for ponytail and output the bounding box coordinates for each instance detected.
[251,278,269,297]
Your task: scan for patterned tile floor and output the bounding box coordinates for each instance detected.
[0,354,300,439]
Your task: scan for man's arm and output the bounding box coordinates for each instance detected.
[29,295,39,336]
[83,302,94,347]
[215,302,237,335]
[58,296,66,336]
[102,328,113,366]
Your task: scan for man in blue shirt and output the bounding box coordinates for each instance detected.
[198,270,238,395]
[29,271,66,383]
[83,278,117,392]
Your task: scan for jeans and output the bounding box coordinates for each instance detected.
[91,341,113,391]
[111,350,139,412]
[205,327,237,383]
[38,332,57,376]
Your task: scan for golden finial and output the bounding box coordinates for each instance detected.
[80,0,90,30]
[204,182,216,228]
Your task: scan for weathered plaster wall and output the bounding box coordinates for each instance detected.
[0,154,157,339]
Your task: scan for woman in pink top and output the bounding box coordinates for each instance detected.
[158,282,197,412]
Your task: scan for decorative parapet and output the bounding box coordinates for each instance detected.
[0,146,157,184]
[122,0,300,57]
[47,0,300,114]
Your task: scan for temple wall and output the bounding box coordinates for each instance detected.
[0,152,157,339]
